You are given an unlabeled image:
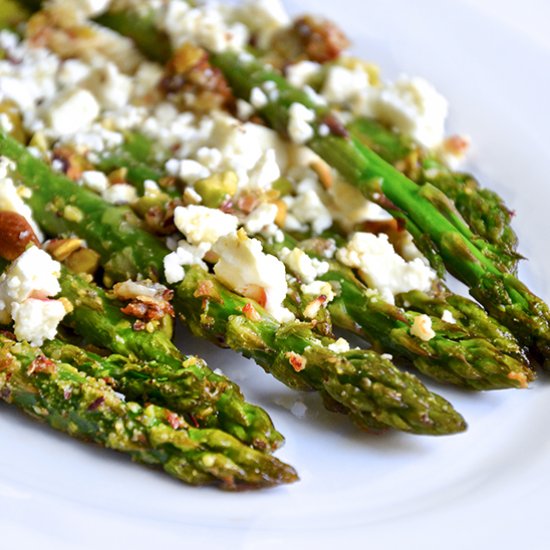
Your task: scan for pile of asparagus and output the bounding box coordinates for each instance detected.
[0,0,547,490]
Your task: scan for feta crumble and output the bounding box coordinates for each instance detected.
[336,232,436,304]
[213,229,294,322]
[280,247,329,284]
[81,170,109,193]
[410,314,436,342]
[368,76,449,148]
[442,309,456,324]
[174,205,238,248]
[328,337,351,353]
[47,89,100,136]
[300,280,335,302]
[102,183,138,205]
[287,103,315,144]
[11,298,67,347]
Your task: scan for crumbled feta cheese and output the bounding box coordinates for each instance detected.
[47,89,100,136]
[280,247,329,284]
[0,247,61,305]
[235,0,290,48]
[244,203,279,234]
[322,65,370,105]
[49,0,111,17]
[300,280,335,302]
[143,179,161,197]
[247,149,281,190]
[102,183,138,205]
[11,298,67,347]
[236,99,255,120]
[368,76,448,148]
[167,158,210,184]
[57,59,93,88]
[286,61,322,88]
[81,170,109,193]
[0,247,66,346]
[410,314,436,341]
[0,157,43,241]
[213,229,293,322]
[287,103,315,144]
[336,232,436,304]
[162,0,249,53]
[284,188,333,235]
[381,353,393,360]
[163,253,186,285]
[88,62,133,109]
[441,309,456,324]
[328,337,351,353]
[174,205,238,247]
[250,87,268,109]
[290,401,307,419]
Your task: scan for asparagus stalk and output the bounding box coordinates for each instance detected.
[0,333,298,490]
[0,247,283,451]
[0,131,467,435]
[205,52,550,362]
[96,145,532,390]
[83,9,549,358]
[348,117,519,271]
[261,234,532,390]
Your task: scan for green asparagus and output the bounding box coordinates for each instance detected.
[348,117,519,271]
[206,52,550,362]
[0,251,283,452]
[94,145,532,390]
[0,131,467,435]
[0,333,298,490]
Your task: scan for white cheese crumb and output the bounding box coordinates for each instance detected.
[163,240,210,284]
[286,61,322,88]
[250,87,269,109]
[290,401,307,419]
[174,205,238,248]
[410,314,436,341]
[336,232,436,304]
[287,103,315,144]
[381,353,393,360]
[244,203,278,234]
[284,188,333,235]
[0,157,43,241]
[247,149,281,190]
[0,247,61,305]
[47,89,100,136]
[300,280,335,302]
[143,179,161,197]
[102,183,138,205]
[81,170,109,193]
[280,247,329,284]
[442,309,456,324]
[213,229,294,322]
[235,0,290,49]
[328,337,351,353]
[369,76,449,148]
[322,65,370,105]
[11,298,67,347]
[236,99,255,120]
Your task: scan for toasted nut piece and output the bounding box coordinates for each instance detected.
[273,199,287,227]
[0,211,40,261]
[46,238,85,261]
[108,167,128,184]
[310,159,333,189]
[64,247,101,275]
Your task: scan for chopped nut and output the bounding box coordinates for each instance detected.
[310,159,333,189]
[286,351,307,372]
[194,171,238,208]
[0,211,40,261]
[46,238,85,261]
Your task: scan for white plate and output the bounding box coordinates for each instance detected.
[2,1,550,548]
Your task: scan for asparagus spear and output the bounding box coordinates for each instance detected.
[84,9,549,357]
[260,234,532,390]
[348,117,519,271]
[94,146,532,390]
[0,247,284,452]
[204,52,550,362]
[0,333,298,490]
[0,131,467,435]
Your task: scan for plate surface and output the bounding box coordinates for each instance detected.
[2,1,550,548]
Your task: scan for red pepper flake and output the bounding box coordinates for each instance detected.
[87,396,105,411]
[27,355,56,375]
[188,413,200,428]
[242,284,267,308]
[286,351,307,372]
[242,302,262,322]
